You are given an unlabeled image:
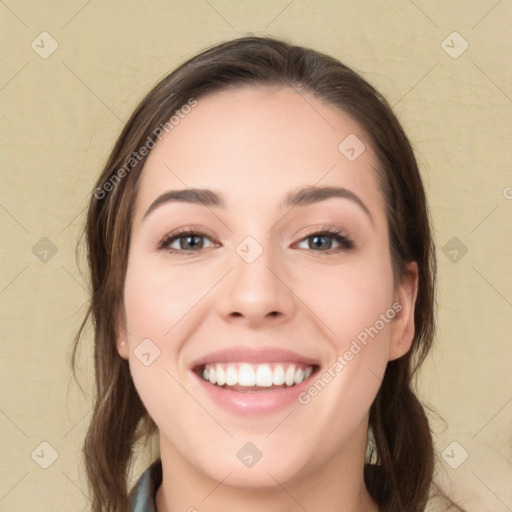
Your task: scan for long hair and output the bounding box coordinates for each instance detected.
[72,35,459,512]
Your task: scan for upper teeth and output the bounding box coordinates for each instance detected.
[202,363,314,387]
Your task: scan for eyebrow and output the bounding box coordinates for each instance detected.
[143,185,373,224]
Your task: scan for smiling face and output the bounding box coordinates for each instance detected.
[116,86,417,496]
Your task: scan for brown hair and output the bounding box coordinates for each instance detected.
[72,35,463,512]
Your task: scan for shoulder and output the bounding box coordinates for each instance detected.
[126,459,163,512]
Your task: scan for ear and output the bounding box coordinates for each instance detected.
[388,261,419,361]
[116,336,129,360]
[116,309,129,360]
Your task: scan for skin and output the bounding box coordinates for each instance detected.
[116,86,418,512]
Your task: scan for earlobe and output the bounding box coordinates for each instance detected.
[117,339,129,360]
[388,262,419,361]
[116,313,129,360]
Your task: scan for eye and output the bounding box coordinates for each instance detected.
[157,227,354,254]
[295,228,354,252]
[158,228,217,252]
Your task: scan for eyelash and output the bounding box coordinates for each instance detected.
[157,225,355,254]
[297,226,355,252]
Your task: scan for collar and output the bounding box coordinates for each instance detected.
[127,459,162,512]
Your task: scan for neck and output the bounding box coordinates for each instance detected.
[155,419,379,512]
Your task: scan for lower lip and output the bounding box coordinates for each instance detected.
[193,370,317,415]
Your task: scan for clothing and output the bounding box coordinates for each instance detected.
[126,459,162,512]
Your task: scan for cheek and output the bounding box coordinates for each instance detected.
[297,252,395,342]
[294,253,395,418]
[121,253,223,409]
[122,255,210,339]
[121,257,194,430]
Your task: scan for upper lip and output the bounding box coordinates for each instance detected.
[190,346,320,369]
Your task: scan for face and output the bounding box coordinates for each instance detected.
[116,86,417,490]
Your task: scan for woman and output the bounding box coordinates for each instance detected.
[73,36,465,512]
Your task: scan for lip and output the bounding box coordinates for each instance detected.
[189,346,320,415]
[192,365,319,415]
[189,346,320,369]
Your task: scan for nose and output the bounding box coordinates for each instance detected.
[216,243,297,328]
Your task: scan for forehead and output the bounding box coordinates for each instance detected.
[134,86,385,219]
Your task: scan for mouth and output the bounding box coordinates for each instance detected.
[193,362,320,393]
[189,346,321,413]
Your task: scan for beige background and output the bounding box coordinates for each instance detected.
[1,1,511,511]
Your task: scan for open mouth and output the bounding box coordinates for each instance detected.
[193,362,320,393]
